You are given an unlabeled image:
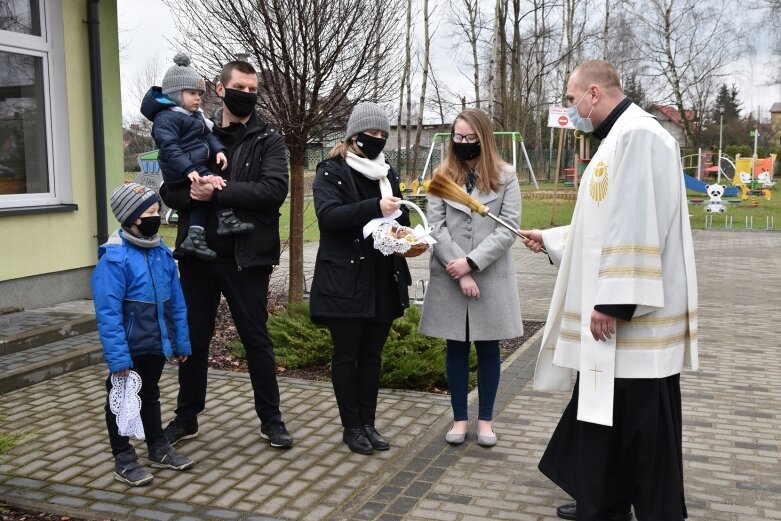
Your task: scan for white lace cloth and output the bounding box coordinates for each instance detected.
[109,371,145,440]
[365,200,436,256]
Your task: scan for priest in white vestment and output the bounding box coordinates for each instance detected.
[520,60,698,521]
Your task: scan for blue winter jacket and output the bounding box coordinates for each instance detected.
[140,86,225,185]
[91,230,191,373]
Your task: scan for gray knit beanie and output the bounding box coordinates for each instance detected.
[345,102,390,138]
[110,183,160,226]
[161,53,206,100]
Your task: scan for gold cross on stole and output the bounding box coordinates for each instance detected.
[588,364,602,391]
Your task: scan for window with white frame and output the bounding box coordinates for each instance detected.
[0,0,71,209]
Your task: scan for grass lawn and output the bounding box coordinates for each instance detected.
[687,193,779,230]
[148,176,778,251]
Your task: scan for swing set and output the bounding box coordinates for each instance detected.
[420,131,539,188]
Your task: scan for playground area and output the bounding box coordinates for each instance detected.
[682,152,777,230]
[133,127,779,233]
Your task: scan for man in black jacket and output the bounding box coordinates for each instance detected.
[160,60,293,449]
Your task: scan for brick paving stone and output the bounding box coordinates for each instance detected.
[1,231,780,520]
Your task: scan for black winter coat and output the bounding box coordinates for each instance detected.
[309,156,411,322]
[160,111,289,268]
[140,87,225,184]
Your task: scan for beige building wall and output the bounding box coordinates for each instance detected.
[0,1,123,308]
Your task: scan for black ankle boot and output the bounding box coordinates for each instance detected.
[343,427,373,455]
[178,227,217,261]
[216,208,254,237]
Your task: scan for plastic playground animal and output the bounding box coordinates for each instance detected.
[704,183,726,213]
[758,171,776,189]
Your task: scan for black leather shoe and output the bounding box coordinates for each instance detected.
[557,503,577,520]
[556,503,633,521]
[362,425,390,451]
[343,427,373,455]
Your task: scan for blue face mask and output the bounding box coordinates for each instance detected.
[567,90,595,133]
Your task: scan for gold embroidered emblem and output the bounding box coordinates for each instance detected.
[589,161,608,205]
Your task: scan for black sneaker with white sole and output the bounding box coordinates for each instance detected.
[260,421,294,448]
[163,421,198,446]
[148,443,194,470]
[114,450,153,486]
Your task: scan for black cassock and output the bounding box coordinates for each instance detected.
[538,374,687,521]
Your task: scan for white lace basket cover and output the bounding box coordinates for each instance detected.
[109,370,145,440]
[366,200,436,256]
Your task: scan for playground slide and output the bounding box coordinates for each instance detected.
[683,173,739,197]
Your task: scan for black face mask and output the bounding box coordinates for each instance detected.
[136,216,161,237]
[354,132,387,160]
[222,88,258,118]
[452,142,481,161]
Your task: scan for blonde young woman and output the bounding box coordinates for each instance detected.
[419,108,523,447]
[309,103,412,455]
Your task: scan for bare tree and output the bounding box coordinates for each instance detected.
[163,0,403,303]
[397,0,413,175]
[123,53,165,131]
[634,0,732,146]
[427,66,449,126]
[448,0,486,108]
[412,0,434,177]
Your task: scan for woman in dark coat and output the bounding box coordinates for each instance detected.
[309,102,412,455]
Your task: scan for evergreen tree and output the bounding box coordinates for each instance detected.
[623,74,647,109]
[711,83,742,122]
[705,83,748,149]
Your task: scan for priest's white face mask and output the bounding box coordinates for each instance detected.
[568,89,595,133]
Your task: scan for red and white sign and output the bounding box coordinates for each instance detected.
[548,106,575,129]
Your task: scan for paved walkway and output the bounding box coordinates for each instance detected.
[1,229,780,520]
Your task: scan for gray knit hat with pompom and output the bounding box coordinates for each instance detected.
[161,53,206,98]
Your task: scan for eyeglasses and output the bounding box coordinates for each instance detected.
[452,133,479,144]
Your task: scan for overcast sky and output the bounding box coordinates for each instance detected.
[117,0,781,124]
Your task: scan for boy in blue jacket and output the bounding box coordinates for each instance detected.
[140,53,253,262]
[92,183,194,486]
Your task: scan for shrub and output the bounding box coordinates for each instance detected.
[381,306,452,390]
[267,303,333,368]
[231,303,480,391]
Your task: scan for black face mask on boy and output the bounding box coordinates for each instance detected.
[136,216,161,237]
[354,132,387,160]
[222,88,258,118]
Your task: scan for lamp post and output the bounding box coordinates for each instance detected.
[717,105,724,184]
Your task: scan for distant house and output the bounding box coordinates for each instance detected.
[647,104,696,147]
[0,2,124,309]
[386,122,452,151]
[771,102,781,147]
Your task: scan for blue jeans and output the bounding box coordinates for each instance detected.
[446,340,500,421]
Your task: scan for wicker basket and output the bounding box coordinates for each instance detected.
[393,200,429,258]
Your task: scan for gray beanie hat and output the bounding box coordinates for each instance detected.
[110,183,160,226]
[345,102,390,138]
[161,53,206,97]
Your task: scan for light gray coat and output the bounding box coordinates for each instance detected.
[419,167,523,341]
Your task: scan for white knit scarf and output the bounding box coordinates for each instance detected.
[346,151,393,198]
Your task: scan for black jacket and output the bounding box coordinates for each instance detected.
[309,156,411,321]
[160,111,289,268]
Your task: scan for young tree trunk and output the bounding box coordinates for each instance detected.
[403,0,413,176]
[287,141,306,304]
[467,0,482,109]
[412,0,431,177]
[603,0,610,59]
